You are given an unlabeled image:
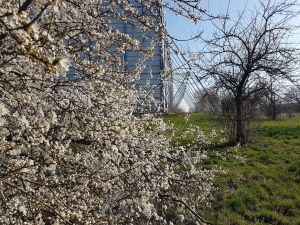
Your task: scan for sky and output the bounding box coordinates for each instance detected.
[166,0,300,45]
[165,0,300,111]
[166,0,252,48]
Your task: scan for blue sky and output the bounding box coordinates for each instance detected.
[165,0,300,111]
[166,0,300,50]
[166,0,252,43]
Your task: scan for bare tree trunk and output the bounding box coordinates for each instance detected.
[270,86,277,120]
[235,98,245,144]
[272,101,277,120]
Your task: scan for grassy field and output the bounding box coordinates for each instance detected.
[163,113,300,225]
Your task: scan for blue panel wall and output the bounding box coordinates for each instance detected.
[109,12,164,102]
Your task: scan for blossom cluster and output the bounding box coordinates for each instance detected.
[0,1,214,224]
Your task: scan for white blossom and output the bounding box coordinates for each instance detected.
[0,103,8,116]
[58,58,70,72]
[0,1,215,224]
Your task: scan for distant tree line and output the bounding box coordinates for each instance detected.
[192,85,300,141]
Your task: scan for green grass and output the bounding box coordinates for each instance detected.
[163,113,300,225]
[162,113,225,145]
[163,113,219,130]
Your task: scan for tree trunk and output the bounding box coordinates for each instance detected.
[235,98,245,144]
[270,89,277,120]
[271,101,277,120]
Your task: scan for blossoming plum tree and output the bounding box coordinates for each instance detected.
[0,0,216,224]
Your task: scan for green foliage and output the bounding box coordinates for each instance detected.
[163,113,300,225]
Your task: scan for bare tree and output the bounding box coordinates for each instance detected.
[282,86,300,115]
[196,0,300,143]
[193,89,220,113]
[260,77,283,120]
[284,86,300,104]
